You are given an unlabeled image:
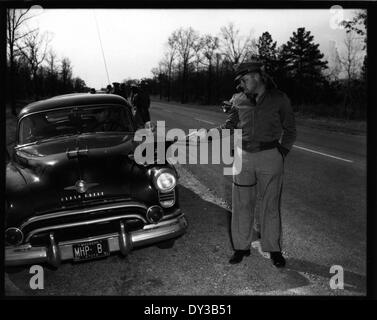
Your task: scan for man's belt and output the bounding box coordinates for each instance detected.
[242,140,279,153]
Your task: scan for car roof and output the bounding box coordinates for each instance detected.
[18,93,130,119]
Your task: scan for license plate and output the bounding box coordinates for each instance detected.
[72,239,110,262]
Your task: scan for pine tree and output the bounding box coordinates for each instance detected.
[256,32,278,75]
[279,27,328,105]
[280,27,327,81]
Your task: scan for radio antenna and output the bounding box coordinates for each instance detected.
[93,10,111,86]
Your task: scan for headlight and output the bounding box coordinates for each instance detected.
[155,172,176,192]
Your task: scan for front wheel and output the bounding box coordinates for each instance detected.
[156,239,175,249]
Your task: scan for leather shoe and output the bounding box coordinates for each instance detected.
[229,250,250,264]
[270,252,286,268]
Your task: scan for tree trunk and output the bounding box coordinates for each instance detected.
[343,79,351,119]
[9,49,17,116]
[207,62,212,105]
[167,71,171,102]
[33,69,39,100]
[181,63,186,104]
[159,74,162,100]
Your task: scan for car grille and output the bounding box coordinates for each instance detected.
[29,219,144,246]
[158,190,175,204]
[21,201,148,244]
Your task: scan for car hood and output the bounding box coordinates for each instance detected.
[12,133,138,216]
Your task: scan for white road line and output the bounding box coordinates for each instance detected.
[293,145,353,163]
[194,118,215,125]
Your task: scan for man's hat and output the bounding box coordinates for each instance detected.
[235,60,264,81]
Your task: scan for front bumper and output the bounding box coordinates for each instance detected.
[5,214,187,267]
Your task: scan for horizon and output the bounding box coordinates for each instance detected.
[17,8,364,89]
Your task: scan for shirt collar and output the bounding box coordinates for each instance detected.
[255,87,269,105]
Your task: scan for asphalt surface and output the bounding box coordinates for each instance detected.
[5,100,366,296]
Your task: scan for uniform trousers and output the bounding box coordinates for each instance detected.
[231,147,284,252]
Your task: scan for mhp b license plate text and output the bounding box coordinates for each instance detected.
[72,239,110,261]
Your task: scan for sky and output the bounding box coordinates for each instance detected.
[22,8,361,89]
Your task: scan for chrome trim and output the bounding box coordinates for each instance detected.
[158,189,176,208]
[119,221,132,255]
[59,234,116,246]
[160,208,181,221]
[47,233,61,267]
[20,201,148,230]
[5,214,187,267]
[64,180,99,193]
[24,214,146,242]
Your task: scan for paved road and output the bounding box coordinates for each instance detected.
[150,101,367,294]
[5,100,366,296]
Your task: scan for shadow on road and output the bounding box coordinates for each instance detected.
[286,258,366,294]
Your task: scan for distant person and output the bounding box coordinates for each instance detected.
[120,83,128,99]
[130,84,151,128]
[106,84,112,94]
[112,82,121,96]
[90,88,96,94]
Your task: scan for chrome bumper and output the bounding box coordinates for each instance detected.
[5,214,187,267]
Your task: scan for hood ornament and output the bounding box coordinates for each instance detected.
[64,180,99,194]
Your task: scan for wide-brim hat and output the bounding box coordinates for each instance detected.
[234,61,264,81]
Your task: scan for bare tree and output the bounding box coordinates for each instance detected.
[45,50,59,95]
[151,63,165,100]
[200,34,219,104]
[340,33,363,81]
[168,27,200,103]
[339,32,363,118]
[46,50,58,75]
[162,39,177,101]
[73,77,87,92]
[61,57,73,92]
[6,8,37,114]
[341,9,367,80]
[220,22,256,67]
[18,30,51,99]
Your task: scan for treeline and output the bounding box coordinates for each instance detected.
[6,9,89,115]
[146,13,366,120]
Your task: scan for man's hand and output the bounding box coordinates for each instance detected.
[145,121,156,133]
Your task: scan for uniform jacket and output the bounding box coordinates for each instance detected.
[218,88,297,154]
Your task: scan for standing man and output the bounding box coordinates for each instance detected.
[196,60,296,267]
[130,84,151,128]
[106,84,112,94]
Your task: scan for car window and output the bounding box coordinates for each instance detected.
[18,105,134,144]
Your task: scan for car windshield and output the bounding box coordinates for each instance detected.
[18,104,134,145]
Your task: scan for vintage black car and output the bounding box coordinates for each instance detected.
[5,93,187,268]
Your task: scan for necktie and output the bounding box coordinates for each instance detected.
[250,94,258,105]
